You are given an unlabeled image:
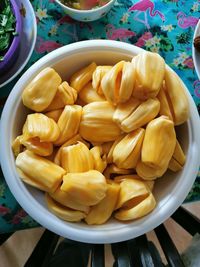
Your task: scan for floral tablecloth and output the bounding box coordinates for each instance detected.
[0,0,200,234]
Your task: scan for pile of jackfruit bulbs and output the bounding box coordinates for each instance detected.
[12,51,189,224]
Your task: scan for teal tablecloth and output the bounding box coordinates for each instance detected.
[0,0,200,233]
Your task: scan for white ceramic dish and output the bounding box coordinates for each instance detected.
[55,0,116,22]
[192,20,200,80]
[1,40,200,244]
[0,0,37,88]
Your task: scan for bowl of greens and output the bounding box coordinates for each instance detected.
[0,0,22,73]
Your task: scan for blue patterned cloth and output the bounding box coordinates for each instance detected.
[0,0,200,233]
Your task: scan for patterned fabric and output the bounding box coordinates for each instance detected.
[0,0,200,233]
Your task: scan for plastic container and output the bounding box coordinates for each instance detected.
[1,40,200,244]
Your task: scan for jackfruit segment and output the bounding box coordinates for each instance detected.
[49,187,90,213]
[54,105,82,146]
[112,128,145,169]
[16,150,66,193]
[45,81,77,111]
[70,62,97,92]
[54,134,89,166]
[92,65,112,95]
[85,182,120,225]
[115,178,150,210]
[61,142,94,172]
[164,68,189,125]
[45,109,63,122]
[22,67,62,112]
[132,52,165,100]
[79,101,121,142]
[79,82,105,104]
[23,113,60,142]
[115,193,156,221]
[46,194,86,222]
[90,146,107,173]
[120,98,160,133]
[101,61,135,105]
[61,170,107,206]
[141,116,176,170]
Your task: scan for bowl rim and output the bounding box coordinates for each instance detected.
[192,20,200,80]
[1,40,200,244]
[55,0,115,13]
[0,0,22,69]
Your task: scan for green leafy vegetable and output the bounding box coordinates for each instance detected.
[0,0,16,61]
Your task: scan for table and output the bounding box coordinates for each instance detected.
[0,0,200,234]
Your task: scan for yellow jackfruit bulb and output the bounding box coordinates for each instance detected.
[90,146,107,173]
[132,52,165,100]
[107,135,125,164]
[113,128,145,169]
[70,62,97,92]
[46,194,86,222]
[61,141,94,172]
[164,68,189,125]
[113,97,141,126]
[12,135,23,157]
[54,105,82,146]
[54,134,90,165]
[115,193,156,221]
[49,187,90,213]
[142,116,176,170]
[16,150,66,193]
[61,170,107,206]
[20,137,53,156]
[101,61,135,105]
[157,83,173,121]
[16,167,48,191]
[136,160,166,180]
[119,98,160,133]
[168,140,186,172]
[103,164,133,179]
[22,68,62,112]
[115,178,150,210]
[79,82,105,104]
[45,109,63,122]
[92,65,112,95]
[79,102,121,142]
[45,81,78,111]
[85,182,120,225]
[113,175,154,192]
[23,113,60,142]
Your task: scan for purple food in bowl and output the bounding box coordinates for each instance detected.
[0,0,22,73]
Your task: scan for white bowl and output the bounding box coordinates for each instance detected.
[192,20,200,80]
[55,0,116,22]
[1,40,200,244]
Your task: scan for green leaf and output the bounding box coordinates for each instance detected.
[0,0,17,57]
[0,33,10,51]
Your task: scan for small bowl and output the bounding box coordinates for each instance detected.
[55,0,116,22]
[1,40,200,244]
[0,0,22,73]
